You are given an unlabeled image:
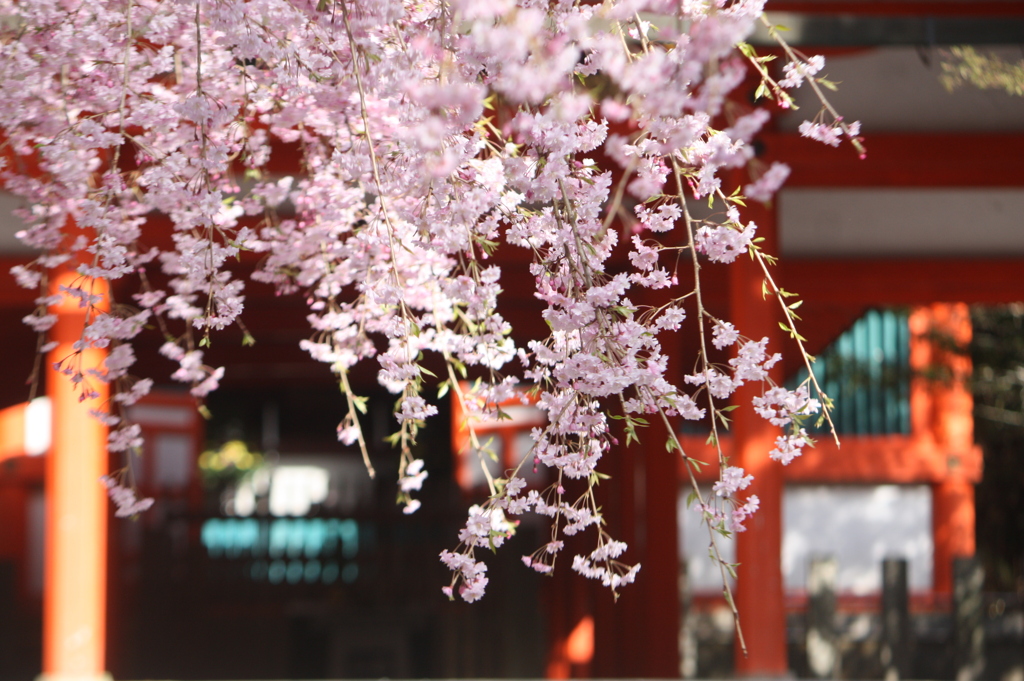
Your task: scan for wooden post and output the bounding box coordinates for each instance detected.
[806,556,838,679]
[731,200,788,677]
[923,303,977,595]
[41,271,110,681]
[641,390,683,677]
[881,557,911,681]
[934,476,977,595]
[953,557,985,681]
[591,276,681,678]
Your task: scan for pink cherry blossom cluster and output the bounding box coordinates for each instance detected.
[2,0,849,602]
[799,119,862,148]
[100,474,154,518]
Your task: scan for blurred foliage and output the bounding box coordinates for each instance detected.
[198,439,264,484]
[941,46,1024,97]
[970,304,1024,593]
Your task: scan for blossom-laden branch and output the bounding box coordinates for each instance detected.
[1,0,849,607]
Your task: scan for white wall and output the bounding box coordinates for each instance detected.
[680,484,933,594]
[780,188,1024,258]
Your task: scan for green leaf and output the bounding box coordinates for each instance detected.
[478,238,500,256]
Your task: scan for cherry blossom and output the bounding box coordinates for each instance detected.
[714,466,754,498]
[1,0,855,606]
[100,474,154,518]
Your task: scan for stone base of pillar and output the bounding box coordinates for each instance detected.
[37,673,113,681]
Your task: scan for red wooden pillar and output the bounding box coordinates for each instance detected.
[0,484,28,577]
[908,309,935,442]
[933,475,976,595]
[731,202,788,676]
[637,373,683,677]
[587,285,681,678]
[591,404,641,678]
[624,278,681,678]
[42,271,110,681]
[926,303,977,596]
[1,402,30,590]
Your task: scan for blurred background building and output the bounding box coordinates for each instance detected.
[2,1,1024,680]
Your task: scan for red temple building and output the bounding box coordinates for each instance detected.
[2,2,1024,680]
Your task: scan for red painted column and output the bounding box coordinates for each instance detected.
[592,405,641,678]
[731,202,788,676]
[589,280,681,678]
[637,377,682,677]
[933,475,976,595]
[908,309,935,442]
[628,280,681,678]
[927,303,977,596]
[42,271,110,681]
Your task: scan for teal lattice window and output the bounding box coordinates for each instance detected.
[793,308,911,435]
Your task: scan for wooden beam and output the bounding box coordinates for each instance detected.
[781,258,1024,306]
[761,132,1024,188]
[680,434,982,484]
[766,2,1024,16]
